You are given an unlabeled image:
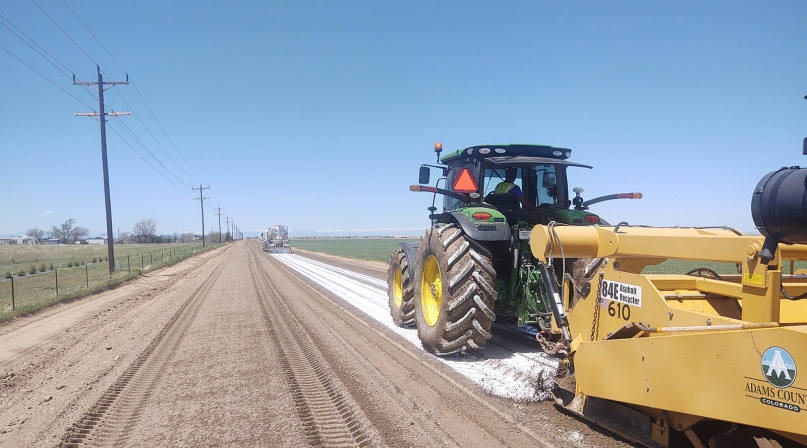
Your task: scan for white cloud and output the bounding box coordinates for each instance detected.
[43,211,53,216]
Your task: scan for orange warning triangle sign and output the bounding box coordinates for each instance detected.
[452,168,479,193]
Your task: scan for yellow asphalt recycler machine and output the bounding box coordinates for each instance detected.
[529,161,807,447]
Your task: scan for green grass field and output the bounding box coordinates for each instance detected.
[0,243,217,321]
[0,243,199,273]
[292,238,420,263]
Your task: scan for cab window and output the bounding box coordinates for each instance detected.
[482,165,560,207]
[483,167,523,196]
[534,165,559,206]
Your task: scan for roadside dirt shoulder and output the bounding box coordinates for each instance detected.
[0,245,231,447]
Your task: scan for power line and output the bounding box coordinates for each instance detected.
[1,45,95,110]
[106,122,196,196]
[3,5,103,106]
[1,21,192,198]
[61,0,124,69]
[30,0,98,66]
[109,88,200,186]
[0,14,73,79]
[39,0,209,195]
[49,6,197,185]
[114,118,194,189]
[0,14,103,107]
[131,84,210,186]
[19,0,224,219]
[61,0,210,188]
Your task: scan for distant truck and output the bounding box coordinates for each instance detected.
[263,225,291,254]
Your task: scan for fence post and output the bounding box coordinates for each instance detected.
[55,268,58,298]
[85,263,89,288]
[128,255,131,274]
[141,253,144,273]
[10,275,14,310]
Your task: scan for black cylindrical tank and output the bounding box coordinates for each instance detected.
[751,166,807,245]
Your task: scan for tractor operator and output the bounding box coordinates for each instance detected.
[495,167,538,210]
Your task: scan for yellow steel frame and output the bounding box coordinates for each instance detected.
[530,225,807,446]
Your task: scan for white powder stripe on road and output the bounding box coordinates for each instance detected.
[272,255,391,322]
[271,253,559,403]
[276,255,386,298]
[287,255,387,288]
[274,255,387,305]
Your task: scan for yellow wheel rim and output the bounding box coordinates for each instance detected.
[420,255,442,327]
[393,269,403,307]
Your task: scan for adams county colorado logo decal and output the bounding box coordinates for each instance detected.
[762,347,796,388]
[744,346,805,413]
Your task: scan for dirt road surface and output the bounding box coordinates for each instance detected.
[0,240,633,448]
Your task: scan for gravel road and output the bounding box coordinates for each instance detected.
[0,240,634,448]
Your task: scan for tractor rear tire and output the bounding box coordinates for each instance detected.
[413,224,497,355]
[387,249,415,326]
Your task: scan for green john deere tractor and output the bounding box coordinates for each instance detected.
[387,142,641,355]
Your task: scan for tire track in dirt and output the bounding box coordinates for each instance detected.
[58,249,236,447]
[246,243,378,448]
[269,242,639,448]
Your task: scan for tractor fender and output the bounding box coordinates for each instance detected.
[438,212,512,242]
[398,241,420,285]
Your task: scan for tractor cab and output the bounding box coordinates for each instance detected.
[393,142,641,358]
[435,144,605,226]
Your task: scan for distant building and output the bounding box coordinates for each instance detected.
[0,236,38,245]
[47,238,60,245]
[87,236,108,245]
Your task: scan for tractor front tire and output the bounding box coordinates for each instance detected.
[388,249,415,326]
[414,224,497,356]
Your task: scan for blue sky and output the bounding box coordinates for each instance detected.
[2,1,806,237]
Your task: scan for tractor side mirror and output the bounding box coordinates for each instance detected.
[419,166,430,184]
[542,172,556,188]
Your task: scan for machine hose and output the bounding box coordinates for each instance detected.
[781,284,807,300]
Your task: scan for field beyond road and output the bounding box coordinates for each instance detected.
[291,238,419,263]
[0,243,216,321]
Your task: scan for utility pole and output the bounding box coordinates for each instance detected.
[192,185,210,247]
[224,215,230,242]
[74,66,130,275]
[215,207,225,244]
